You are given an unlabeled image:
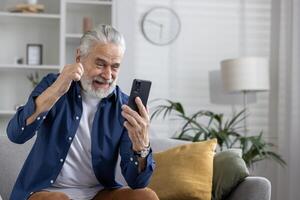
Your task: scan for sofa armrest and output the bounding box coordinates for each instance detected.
[226,176,271,200]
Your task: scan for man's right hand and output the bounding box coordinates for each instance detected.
[26,63,84,125]
[53,62,84,96]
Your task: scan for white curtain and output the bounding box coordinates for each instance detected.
[269,0,300,199]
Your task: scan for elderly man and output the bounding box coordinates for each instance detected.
[7,25,158,200]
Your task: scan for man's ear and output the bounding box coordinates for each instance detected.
[76,48,80,63]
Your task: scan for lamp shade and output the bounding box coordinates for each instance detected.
[220,57,270,92]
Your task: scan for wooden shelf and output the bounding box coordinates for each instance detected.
[66,33,82,39]
[0,110,16,116]
[66,34,82,44]
[0,64,61,70]
[0,11,60,19]
[65,0,112,5]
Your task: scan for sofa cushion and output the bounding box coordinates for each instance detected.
[148,139,217,200]
[0,135,34,200]
[212,149,249,200]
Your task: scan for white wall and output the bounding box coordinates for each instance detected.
[117,0,271,139]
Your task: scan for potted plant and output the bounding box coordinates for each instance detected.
[150,99,286,167]
[27,71,40,88]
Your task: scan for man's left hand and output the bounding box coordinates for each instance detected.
[121,97,150,152]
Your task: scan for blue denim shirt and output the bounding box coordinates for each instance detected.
[6,73,155,200]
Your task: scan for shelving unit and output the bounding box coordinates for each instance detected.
[0,0,61,118]
[65,0,112,5]
[0,11,60,19]
[0,110,16,116]
[0,0,114,119]
[0,64,61,70]
[65,33,82,39]
[62,0,113,64]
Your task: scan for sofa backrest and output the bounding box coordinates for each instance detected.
[150,137,190,152]
[0,135,34,200]
[114,137,189,185]
[0,135,189,200]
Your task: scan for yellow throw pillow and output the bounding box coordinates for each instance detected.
[149,139,217,200]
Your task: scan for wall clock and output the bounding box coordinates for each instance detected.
[141,7,181,46]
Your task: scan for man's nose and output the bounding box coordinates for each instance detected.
[101,66,112,80]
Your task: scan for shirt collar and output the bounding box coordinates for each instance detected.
[105,87,118,102]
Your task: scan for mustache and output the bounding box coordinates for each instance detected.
[92,77,113,84]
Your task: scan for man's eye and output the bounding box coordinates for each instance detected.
[96,63,104,68]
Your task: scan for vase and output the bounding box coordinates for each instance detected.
[83,17,92,33]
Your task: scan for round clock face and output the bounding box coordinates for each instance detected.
[141,7,181,46]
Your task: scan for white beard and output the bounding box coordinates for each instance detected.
[80,76,117,99]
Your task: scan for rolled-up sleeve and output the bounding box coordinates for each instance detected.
[119,128,155,189]
[6,73,57,144]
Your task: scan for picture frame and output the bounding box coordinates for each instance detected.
[26,44,43,65]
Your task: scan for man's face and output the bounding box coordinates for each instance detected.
[78,42,124,98]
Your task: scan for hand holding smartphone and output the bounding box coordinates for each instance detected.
[127,79,152,114]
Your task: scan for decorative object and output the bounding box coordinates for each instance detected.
[83,17,93,33]
[149,139,217,200]
[9,3,44,13]
[27,71,40,88]
[150,99,286,167]
[14,57,24,65]
[17,58,24,64]
[141,7,181,46]
[26,44,43,65]
[220,57,270,136]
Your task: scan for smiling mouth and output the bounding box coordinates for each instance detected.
[92,80,110,89]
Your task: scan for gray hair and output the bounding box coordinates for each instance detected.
[79,24,126,57]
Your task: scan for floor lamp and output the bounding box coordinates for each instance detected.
[220,57,270,136]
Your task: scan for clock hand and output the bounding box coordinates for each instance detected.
[145,19,162,27]
[159,24,163,40]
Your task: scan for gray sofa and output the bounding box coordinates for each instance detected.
[0,135,271,200]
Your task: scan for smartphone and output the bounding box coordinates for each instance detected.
[128,79,152,114]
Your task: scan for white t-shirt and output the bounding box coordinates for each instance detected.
[45,90,103,200]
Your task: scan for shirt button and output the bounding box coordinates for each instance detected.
[75,116,79,120]
[134,161,138,166]
[68,137,72,141]
[60,158,64,163]
[37,117,41,120]
[78,94,81,98]
[43,116,46,119]
[130,157,133,161]
[21,127,24,131]
[50,180,54,184]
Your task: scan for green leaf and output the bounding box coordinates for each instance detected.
[149,98,286,168]
[226,109,246,128]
